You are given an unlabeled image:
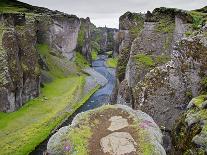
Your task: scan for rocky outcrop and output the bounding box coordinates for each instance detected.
[47,104,166,155]
[37,14,80,60]
[115,12,144,82]
[76,17,92,63]
[116,7,207,131]
[0,13,40,112]
[172,95,207,154]
[91,26,117,54]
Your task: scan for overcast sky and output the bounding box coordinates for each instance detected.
[19,0,207,28]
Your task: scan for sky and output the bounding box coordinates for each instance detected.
[19,0,207,28]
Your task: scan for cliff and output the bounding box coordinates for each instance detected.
[0,0,94,112]
[114,7,207,153]
[91,26,118,54]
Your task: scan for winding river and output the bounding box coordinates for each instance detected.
[30,55,116,154]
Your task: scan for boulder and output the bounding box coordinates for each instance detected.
[47,104,166,155]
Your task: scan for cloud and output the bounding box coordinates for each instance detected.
[20,0,207,28]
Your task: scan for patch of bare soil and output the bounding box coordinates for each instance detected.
[88,108,141,155]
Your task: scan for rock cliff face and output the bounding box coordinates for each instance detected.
[0,1,94,112]
[37,14,80,60]
[91,26,117,54]
[0,13,40,112]
[173,95,207,154]
[116,7,207,131]
[76,17,92,63]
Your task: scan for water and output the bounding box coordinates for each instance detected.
[30,55,116,155]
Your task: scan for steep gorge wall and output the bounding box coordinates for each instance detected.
[0,1,93,112]
[0,13,40,112]
[116,7,207,131]
[91,26,117,54]
[37,14,80,60]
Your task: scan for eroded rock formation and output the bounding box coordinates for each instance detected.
[116,8,207,131]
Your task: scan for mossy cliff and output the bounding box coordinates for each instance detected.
[0,0,96,112]
[172,95,207,154]
[91,25,118,56]
[115,6,207,126]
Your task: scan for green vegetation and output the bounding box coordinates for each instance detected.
[134,53,171,69]
[91,41,100,60]
[67,125,92,154]
[0,41,100,154]
[75,52,90,69]
[37,44,78,79]
[192,95,207,107]
[130,26,143,40]
[190,11,207,30]
[155,18,175,33]
[106,58,118,68]
[78,26,85,47]
[91,50,98,60]
[134,54,155,68]
[155,55,171,64]
[185,31,193,37]
[201,77,207,91]
[0,75,86,155]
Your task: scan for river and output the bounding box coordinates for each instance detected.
[30,55,116,154]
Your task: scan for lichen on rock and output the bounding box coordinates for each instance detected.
[47,104,166,155]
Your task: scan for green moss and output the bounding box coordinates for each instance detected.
[75,52,90,69]
[155,55,170,64]
[91,50,98,60]
[37,44,78,79]
[68,125,92,155]
[77,26,85,47]
[106,51,113,56]
[190,11,207,30]
[106,58,118,68]
[130,26,143,40]
[72,84,100,110]
[0,75,87,155]
[192,95,207,107]
[186,91,193,99]
[201,77,207,91]
[134,54,155,68]
[117,47,130,81]
[185,31,193,37]
[155,18,175,33]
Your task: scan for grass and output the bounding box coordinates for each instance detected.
[190,11,207,30]
[106,58,118,68]
[75,52,90,69]
[0,75,87,155]
[91,50,98,60]
[37,44,78,79]
[155,18,175,33]
[134,54,155,68]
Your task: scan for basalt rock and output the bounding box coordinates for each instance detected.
[0,13,40,112]
[47,104,166,155]
[172,95,207,154]
[116,7,207,131]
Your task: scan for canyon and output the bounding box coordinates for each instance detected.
[0,0,207,155]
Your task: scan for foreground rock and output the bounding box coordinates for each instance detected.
[47,104,166,155]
